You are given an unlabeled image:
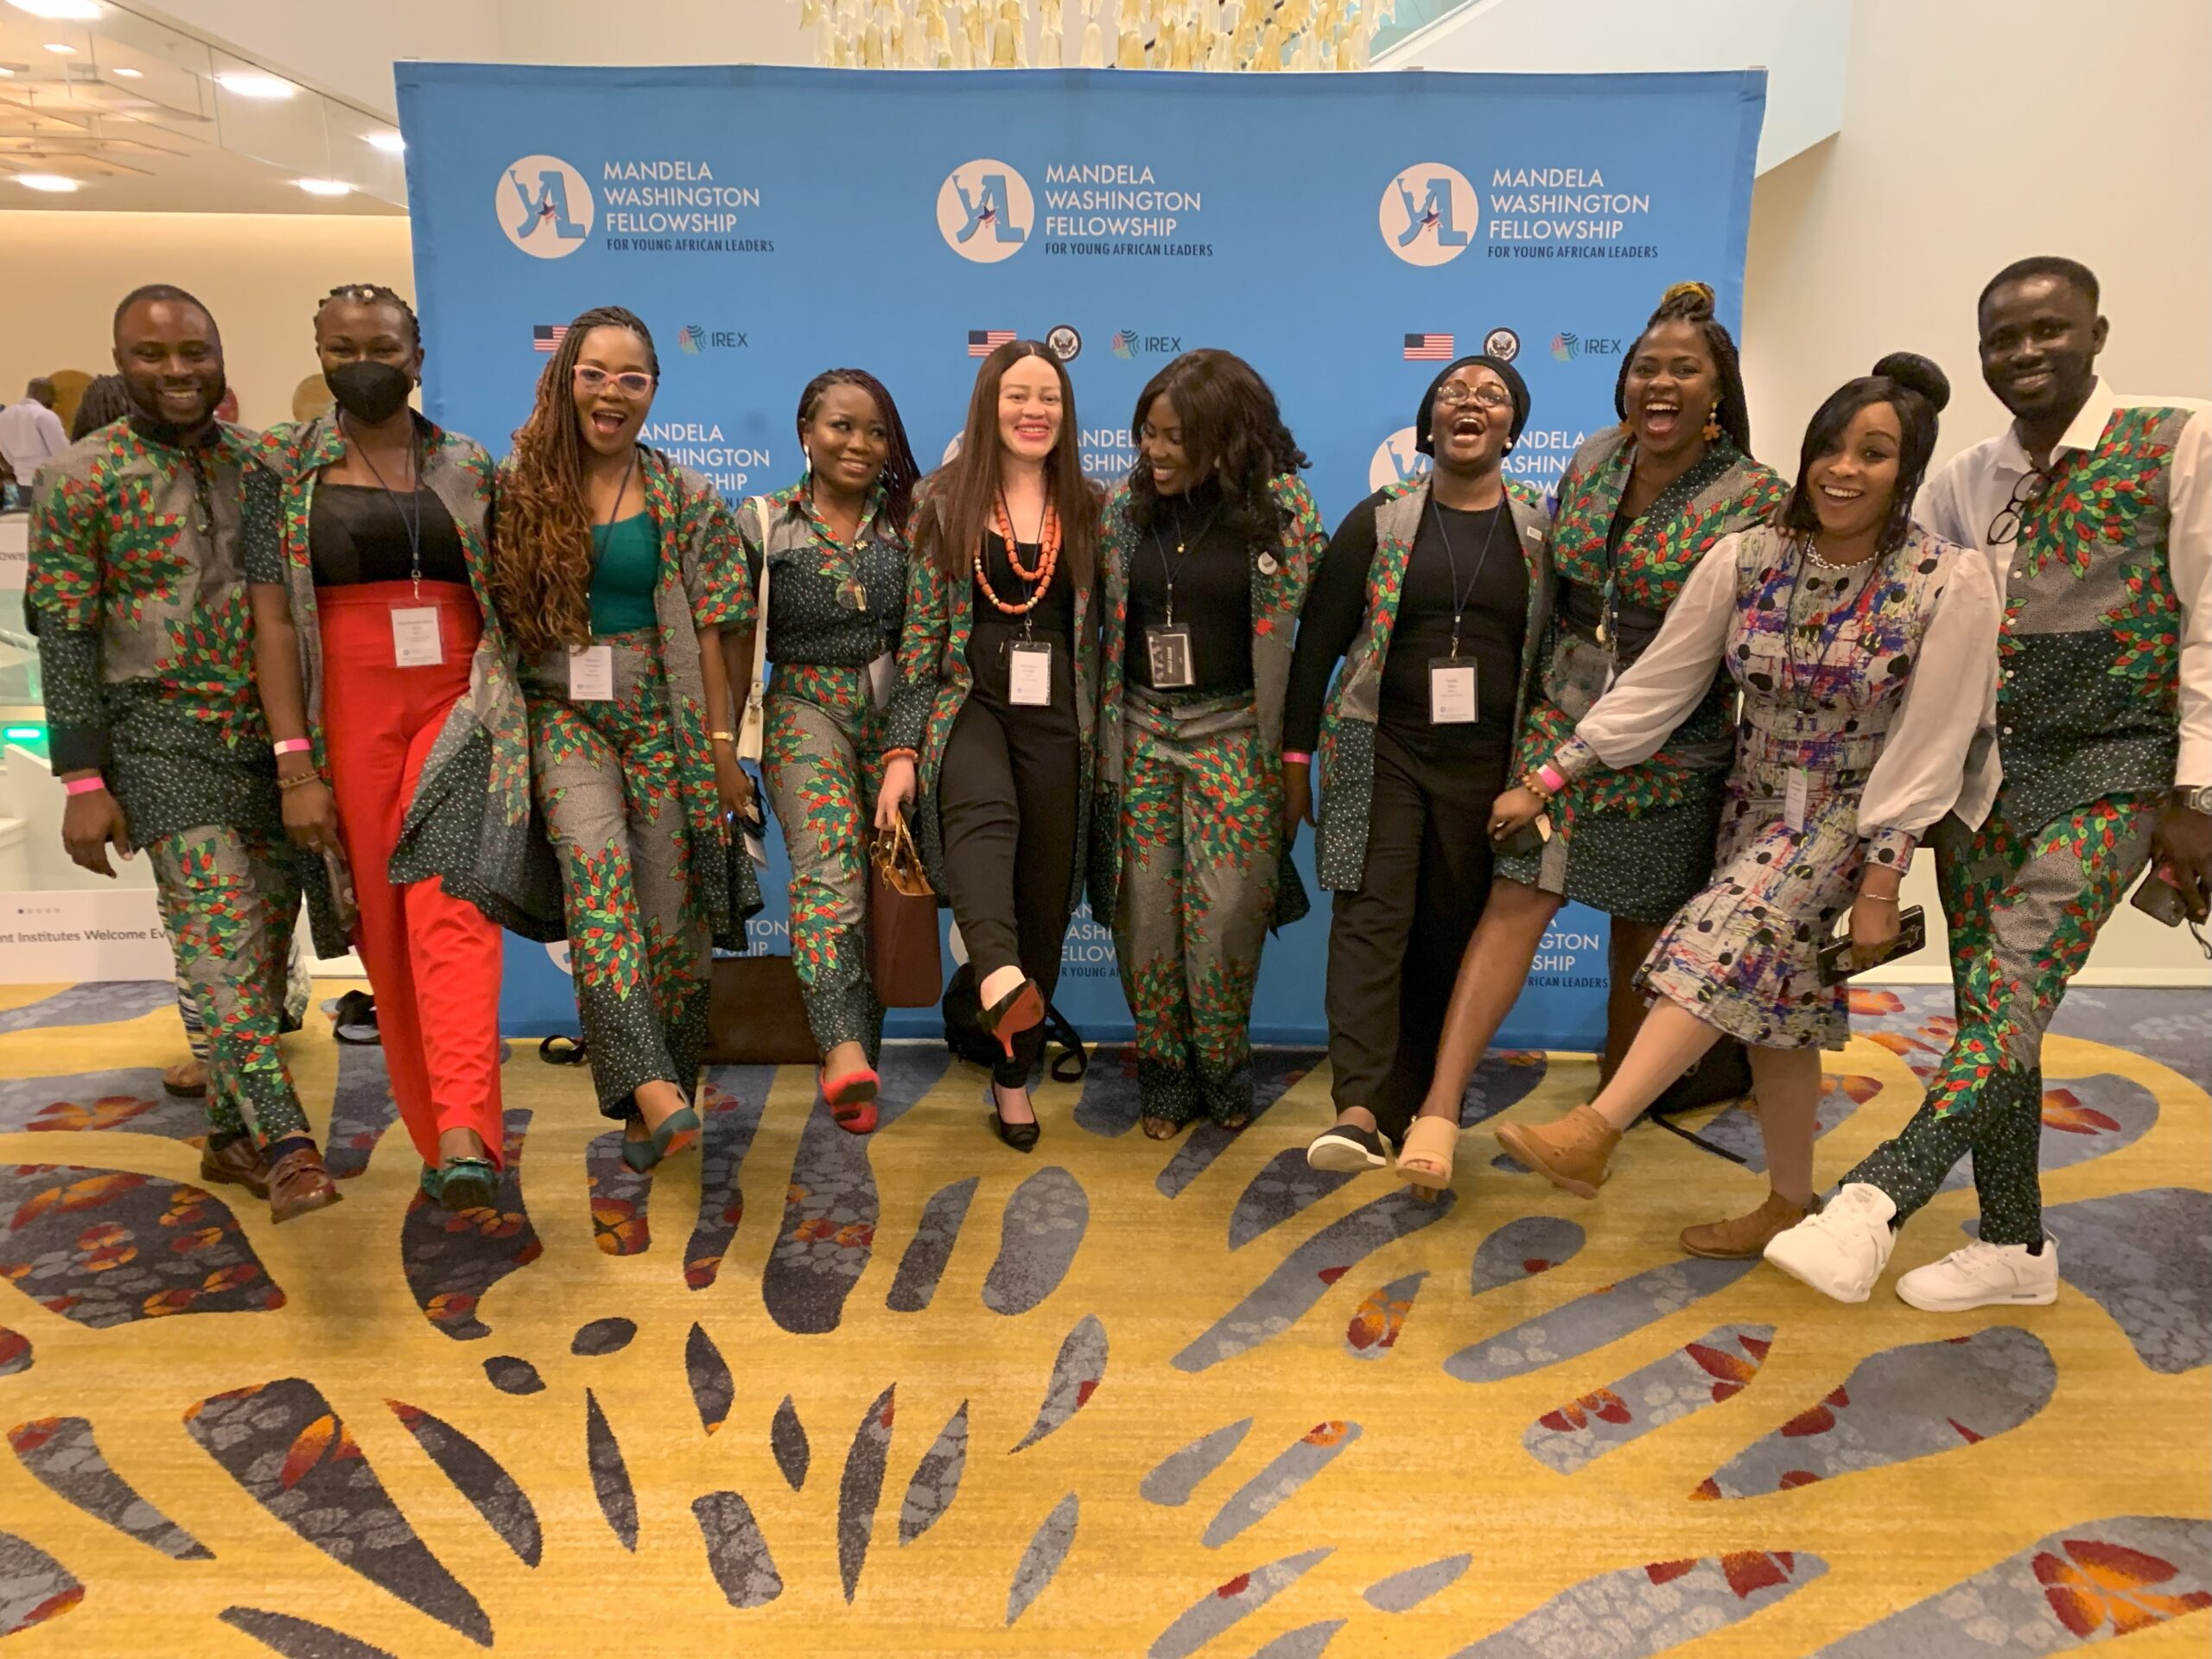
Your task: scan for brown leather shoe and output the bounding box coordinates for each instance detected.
[266,1144,342,1224]
[1681,1190,1812,1259]
[197,1135,270,1199]
[1495,1104,1621,1199]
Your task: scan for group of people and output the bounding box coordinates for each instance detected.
[21,256,2205,1319]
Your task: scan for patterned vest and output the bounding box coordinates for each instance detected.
[1999,404,2189,836]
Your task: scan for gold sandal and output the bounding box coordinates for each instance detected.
[1394,1116,1459,1196]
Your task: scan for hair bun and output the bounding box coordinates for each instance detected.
[1872,352,1950,414]
[1656,280,1718,321]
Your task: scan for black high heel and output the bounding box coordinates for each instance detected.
[978,977,1045,1060]
[988,1084,1039,1154]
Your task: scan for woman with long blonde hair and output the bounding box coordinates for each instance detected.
[493,305,753,1172]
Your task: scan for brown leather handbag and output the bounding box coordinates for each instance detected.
[869,816,944,1008]
[707,948,817,1065]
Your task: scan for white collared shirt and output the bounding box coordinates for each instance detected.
[1915,378,2211,820]
[0,397,67,485]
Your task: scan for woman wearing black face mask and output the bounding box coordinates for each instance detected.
[246,283,538,1209]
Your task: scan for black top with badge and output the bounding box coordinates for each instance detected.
[1127,481,1254,695]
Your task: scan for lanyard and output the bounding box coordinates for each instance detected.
[589,449,641,588]
[1147,500,1221,626]
[1427,495,1505,659]
[346,416,425,597]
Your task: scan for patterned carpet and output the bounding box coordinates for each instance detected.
[0,982,2205,1657]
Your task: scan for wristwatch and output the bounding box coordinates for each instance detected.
[2184,785,2212,816]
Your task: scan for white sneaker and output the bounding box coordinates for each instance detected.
[1763,1182,1897,1303]
[1896,1238,2059,1312]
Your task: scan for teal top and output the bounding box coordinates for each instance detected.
[589,512,661,635]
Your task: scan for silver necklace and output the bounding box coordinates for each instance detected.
[1803,539,1878,574]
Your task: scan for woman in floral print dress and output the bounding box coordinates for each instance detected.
[1089,350,1325,1140]
[491,306,754,1174]
[1411,283,1789,1151]
[1491,355,2001,1257]
[736,370,923,1135]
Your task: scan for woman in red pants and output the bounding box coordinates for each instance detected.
[248,283,548,1209]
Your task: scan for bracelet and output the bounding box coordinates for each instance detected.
[1859,892,1900,906]
[1521,771,1554,804]
[709,731,736,746]
[1281,750,1313,765]
[272,737,314,757]
[277,770,324,791]
[63,775,107,798]
[1536,761,1567,795]
[882,747,918,764]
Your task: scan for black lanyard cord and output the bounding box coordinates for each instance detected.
[1427,494,1506,658]
[346,416,425,594]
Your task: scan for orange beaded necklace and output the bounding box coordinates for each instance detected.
[975,491,1062,615]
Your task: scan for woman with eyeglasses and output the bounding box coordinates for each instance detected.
[493,305,753,1173]
[1399,281,1789,1191]
[734,370,924,1134]
[1090,349,1325,1140]
[1491,356,1999,1256]
[874,340,1103,1153]
[248,283,549,1208]
[1290,353,1554,1192]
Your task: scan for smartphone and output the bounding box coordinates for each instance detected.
[1492,812,1554,858]
[1817,905,1927,986]
[2131,863,2209,927]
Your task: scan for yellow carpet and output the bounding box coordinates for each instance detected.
[0,981,2205,1658]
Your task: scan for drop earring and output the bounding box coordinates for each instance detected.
[1700,406,1723,442]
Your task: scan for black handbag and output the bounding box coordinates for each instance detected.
[940,962,1088,1083]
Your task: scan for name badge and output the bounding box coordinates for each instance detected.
[1784,767,1810,833]
[391,607,444,668]
[1147,624,1196,690]
[1007,640,1053,707]
[867,651,896,710]
[1428,657,1478,725]
[569,645,615,702]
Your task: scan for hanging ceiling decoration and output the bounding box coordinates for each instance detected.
[795,0,1392,72]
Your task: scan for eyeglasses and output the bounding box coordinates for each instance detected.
[1434,381,1513,411]
[575,365,655,398]
[1986,465,2049,546]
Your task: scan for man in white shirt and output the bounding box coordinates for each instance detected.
[0,378,67,505]
[1768,255,2210,1313]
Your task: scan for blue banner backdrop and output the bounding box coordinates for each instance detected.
[396,63,1766,1048]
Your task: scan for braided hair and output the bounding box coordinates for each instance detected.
[1613,280,1755,458]
[69,373,132,442]
[796,368,923,531]
[314,282,420,347]
[493,305,659,658]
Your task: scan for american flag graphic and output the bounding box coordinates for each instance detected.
[532,324,569,353]
[1403,332,1454,361]
[968,329,1016,357]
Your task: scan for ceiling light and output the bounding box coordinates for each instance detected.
[214,70,295,99]
[364,130,404,155]
[43,41,75,54]
[296,177,350,197]
[10,3,105,21]
[111,65,142,78]
[16,173,81,192]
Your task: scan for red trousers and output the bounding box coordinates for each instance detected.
[317,582,505,1167]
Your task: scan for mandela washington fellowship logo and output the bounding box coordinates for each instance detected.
[938,160,1033,264]
[1369,426,1432,493]
[1381,163,1479,267]
[499,155,594,259]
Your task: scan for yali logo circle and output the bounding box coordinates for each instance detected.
[1381,163,1479,267]
[1369,426,1433,493]
[938,160,1033,264]
[499,155,594,259]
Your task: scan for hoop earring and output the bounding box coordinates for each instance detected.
[1700,407,1723,442]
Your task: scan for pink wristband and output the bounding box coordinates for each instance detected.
[1282,750,1313,764]
[273,738,314,756]
[64,775,107,797]
[1537,762,1567,794]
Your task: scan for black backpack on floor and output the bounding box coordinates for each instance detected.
[941,963,1089,1083]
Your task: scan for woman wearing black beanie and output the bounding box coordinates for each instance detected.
[1287,353,1554,1191]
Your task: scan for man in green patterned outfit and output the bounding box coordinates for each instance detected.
[1769,257,2208,1311]
[28,286,341,1224]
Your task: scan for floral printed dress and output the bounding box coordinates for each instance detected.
[1547,524,1999,1049]
[1502,429,1788,922]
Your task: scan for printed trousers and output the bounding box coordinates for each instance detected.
[321,582,506,1167]
[1112,687,1281,1124]
[764,663,886,1062]
[149,825,309,1147]
[176,934,309,1062]
[526,630,710,1118]
[1847,793,2158,1245]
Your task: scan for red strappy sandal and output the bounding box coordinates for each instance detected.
[823,1066,880,1135]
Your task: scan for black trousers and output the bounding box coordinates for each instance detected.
[1325,721,1509,1141]
[938,627,1082,1085]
